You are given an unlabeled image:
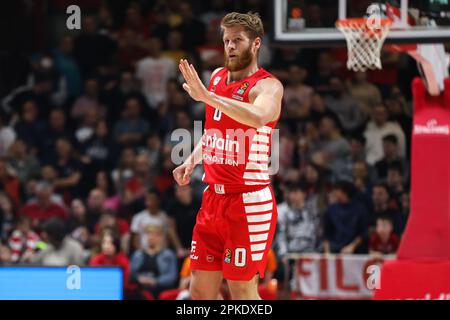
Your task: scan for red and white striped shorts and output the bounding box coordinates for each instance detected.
[190,184,277,281]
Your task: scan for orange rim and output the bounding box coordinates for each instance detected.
[336,18,393,28]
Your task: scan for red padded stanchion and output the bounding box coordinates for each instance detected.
[374,77,450,299]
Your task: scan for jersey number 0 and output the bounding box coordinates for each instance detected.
[213,109,222,121]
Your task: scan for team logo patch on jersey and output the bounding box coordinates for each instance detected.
[236,81,249,95]
[213,76,221,86]
[224,248,232,264]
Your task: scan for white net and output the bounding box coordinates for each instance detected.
[336,19,392,72]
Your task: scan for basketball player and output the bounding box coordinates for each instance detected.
[173,12,283,300]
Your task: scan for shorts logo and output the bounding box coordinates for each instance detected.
[224,248,232,264]
[206,255,214,263]
[236,81,249,95]
[190,241,198,260]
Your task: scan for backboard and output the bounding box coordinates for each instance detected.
[273,0,450,45]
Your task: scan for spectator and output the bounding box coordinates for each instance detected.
[113,97,150,147]
[370,183,404,236]
[369,215,400,255]
[123,153,154,209]
[309,51,337,94]
[349,133,366,163]
[21,181,68,229]
[385,87,412,158]
[364,104,406,165]
[116,5,150,69]
[309,93,330,124]
[94,210,130,254]
[40,109,72,163]
[0,160,22,209]
[85,188,106,234]
[282,65,314,131]
[7,139,40,184]
[0,244,12,266]
[149,8,173,46]
[163,110,193,147]
[50,137,83,202]
[352,160,374,204]
[80,121,116,189]
[130,189,183,255]
[32,217,84,266]
[90,227,130,287]
[277,182,322,261]
[28,54,68,107]
[0,114,16,157]
[166,185,199,257]
[95,171,121,211]
[74,15,117,77]
[375,134,406,180]
[348,71,382,116]
[301,163,330,212]
[136,37,176,109]
[162,30,188,66]
[8,216,40,263]
[53,34,82,99]
[152,152,177,198]
[1,72,53,119]
[130,224,178,299]
[177,2,206,51]
[196,24,225,71]
[103,70,147,124]
[323,181,369,254]
[323,76,366,134]
[315,115,352,182]
[138,133,162,175]
[386,163,407,210]
[67,198,89,247]
[0,193,15,241]
[111,148,136,195]
[200,0,228,27]
[13,100,46,153]
[71,78,105,122]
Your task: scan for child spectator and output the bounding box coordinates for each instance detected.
[90,228,130,288]
[369,215,400,255]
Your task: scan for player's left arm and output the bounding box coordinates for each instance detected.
[179,59,283,128]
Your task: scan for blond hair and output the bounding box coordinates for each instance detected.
[220,12,264,40]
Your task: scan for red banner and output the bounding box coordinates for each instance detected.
[291,254,394,300]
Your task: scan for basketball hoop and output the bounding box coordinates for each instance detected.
[336,18,393,72]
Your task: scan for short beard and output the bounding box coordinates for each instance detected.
[225,45,254,72]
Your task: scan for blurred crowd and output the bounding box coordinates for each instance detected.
[0,0,432,299]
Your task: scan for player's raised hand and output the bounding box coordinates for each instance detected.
[179,59,208,102]
[172,162,194,186]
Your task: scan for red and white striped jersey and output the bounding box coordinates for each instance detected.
[202,67,279,190]
[8,230,40,262]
